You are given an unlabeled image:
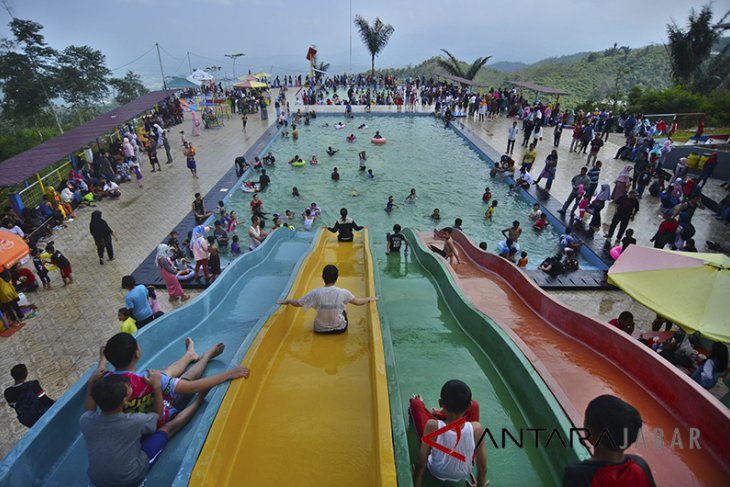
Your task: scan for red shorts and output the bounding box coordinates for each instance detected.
[60,265,72,279]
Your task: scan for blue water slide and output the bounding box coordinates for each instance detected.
[0,228,317,487]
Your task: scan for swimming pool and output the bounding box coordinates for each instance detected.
[225,114,587,268]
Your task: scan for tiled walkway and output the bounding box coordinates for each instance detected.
[0,108,275,456]
[2,101,727,457]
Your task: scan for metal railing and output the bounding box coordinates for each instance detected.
[17,160,72,209]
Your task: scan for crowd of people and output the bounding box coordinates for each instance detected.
[1,71,728,487]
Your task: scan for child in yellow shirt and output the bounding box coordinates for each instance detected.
[485,200,498,219]
[118,308,137,334]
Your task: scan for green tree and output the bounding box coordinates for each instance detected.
[666,6,718,88]
[436,49,491,80]
[353,15,395,78]
[0,18,61,130]
[54,45,111,122]
[109,71,148,105]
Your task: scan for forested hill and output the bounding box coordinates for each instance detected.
[381,44,673,109]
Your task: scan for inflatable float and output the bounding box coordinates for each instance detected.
[291,160,306,167]
[497,239,520,255]
[334,123,346,130]
[371,138,386,145]
[241,182,261,193]
[451,112,466,117]
[176,269,195,281]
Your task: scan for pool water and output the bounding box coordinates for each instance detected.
[226,114,576,268]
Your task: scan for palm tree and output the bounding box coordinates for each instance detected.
[316,61,330,74]
[353,15,395,78]
[436,49,491,81]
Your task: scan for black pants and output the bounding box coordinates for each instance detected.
[608,214,630,240]
[506,139,515,154]
[2,299,24,322]
[95,237,114,260]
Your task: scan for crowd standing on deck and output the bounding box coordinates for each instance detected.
[2,71,728,487]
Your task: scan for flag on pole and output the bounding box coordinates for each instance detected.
[306,47,317,61]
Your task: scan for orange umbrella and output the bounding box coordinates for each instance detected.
[0,230,30,269]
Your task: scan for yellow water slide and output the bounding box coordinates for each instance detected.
[190,229,396,486]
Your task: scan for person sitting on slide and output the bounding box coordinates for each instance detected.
[277,264,377,334]
[326,208,362,242]
[410,380,488,487]
[429,227,462,265]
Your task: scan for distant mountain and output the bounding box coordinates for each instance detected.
[379,45,674,109]
[489,61,528,72]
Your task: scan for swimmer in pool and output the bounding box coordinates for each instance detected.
[292,187,301,198]
[327,146,338,156]
[385,195,397,213]
[367,169,374,179]
[431,208,441,220]
[358,123,367,129]
[406,188,417,202]
[373,131,383,139]
[310,155,319,165]
[347,134,356,142]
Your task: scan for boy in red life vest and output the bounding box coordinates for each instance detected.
[410,380,488,487]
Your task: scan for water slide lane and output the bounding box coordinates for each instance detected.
[375,229,584,487]
[419,229,730,486]
[0,229,316,487]
[190,229,396,487]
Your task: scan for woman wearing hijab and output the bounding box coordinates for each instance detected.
[190,225,211,281]
[89,211,116,265]
[587,183,611,237]
[611,165,633,201]
[156,244,190,303]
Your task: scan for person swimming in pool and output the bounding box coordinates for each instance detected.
[327,146,338,156]
[373,131,383,139]
[406,188,417,202]
[359,151,367,171]
[385,195,396,213]
[357,123,367,129]
[347,134,356,142]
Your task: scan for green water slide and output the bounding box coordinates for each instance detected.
[373,228,587,487]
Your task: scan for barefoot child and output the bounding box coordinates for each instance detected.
[410,380,488,487]
[80,368,206,487]
[31,249,51,290]
[278,264,377,334]
[429,227,463,265]
[101,333,249,425]
[45,242,72,285]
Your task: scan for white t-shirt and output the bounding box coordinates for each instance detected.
[297,286,354,332]
[103,181,119,192]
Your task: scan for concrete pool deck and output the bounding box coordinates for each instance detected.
[1,99,727,458]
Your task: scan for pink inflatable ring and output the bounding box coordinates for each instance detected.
[371,137,387,145]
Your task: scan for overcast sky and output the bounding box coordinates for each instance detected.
[0,0,721,87]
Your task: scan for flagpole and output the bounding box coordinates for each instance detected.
[349,0,352,72]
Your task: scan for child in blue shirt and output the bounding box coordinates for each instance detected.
[31,249,51,290]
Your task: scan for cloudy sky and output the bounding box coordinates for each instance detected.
[0,0,720,87]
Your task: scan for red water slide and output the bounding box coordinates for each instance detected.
[418,230,730,486]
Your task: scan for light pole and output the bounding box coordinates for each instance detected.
[224,53,245,80]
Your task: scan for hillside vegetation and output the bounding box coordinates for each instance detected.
[382,45,674,109]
